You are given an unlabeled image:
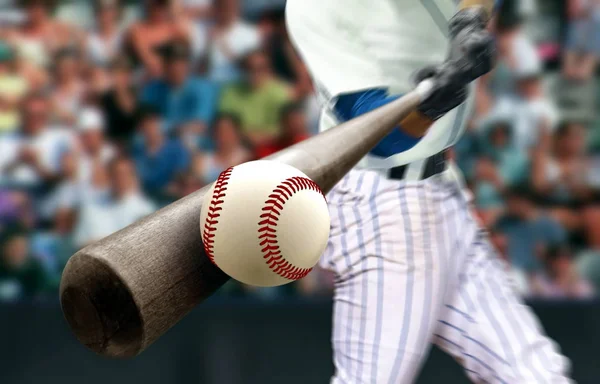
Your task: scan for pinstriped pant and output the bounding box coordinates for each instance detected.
[322,169,572,384]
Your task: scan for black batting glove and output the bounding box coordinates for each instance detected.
[414,7,496,121]
[413,62,468,121]
[448,7,496,81]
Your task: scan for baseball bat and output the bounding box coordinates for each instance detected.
[60,90,423,357]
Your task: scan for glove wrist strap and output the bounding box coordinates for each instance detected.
[458,0,495,18]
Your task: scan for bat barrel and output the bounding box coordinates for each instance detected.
[60,189,230,357]
[61,253,144,356]
[60,91,421,357]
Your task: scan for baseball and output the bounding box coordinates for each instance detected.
[200,160,330,287]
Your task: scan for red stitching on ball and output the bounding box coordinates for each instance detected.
[258,177,326,281]
[202,167,234,264]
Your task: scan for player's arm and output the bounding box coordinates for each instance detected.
[335,1,499,154]
[401,0,500,135]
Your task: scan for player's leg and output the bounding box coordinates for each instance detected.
[434,203,571,383]
[325,172,457,383]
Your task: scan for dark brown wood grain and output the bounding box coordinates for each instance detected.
[60,91,421,357]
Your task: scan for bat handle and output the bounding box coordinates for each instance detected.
[415,79,435,101]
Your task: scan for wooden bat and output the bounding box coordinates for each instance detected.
[59,90,423,358]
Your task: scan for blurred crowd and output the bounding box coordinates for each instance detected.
[457,0,600,300]
[0,0,599,302]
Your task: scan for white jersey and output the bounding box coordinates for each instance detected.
[286,0,475,169]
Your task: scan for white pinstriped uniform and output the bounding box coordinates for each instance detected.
[286,0,572,382]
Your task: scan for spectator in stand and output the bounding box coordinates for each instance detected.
[141,40,217,135]
[33,151,78,274]
[563,0,600,80]
[75,108,115,192]
[133,107,191,201]
[206,0,262,82]
[5,0,81,69]
[126,0,193,77]
[475,13,542,119]
[495,186,568,285]
[488,227,531,296]
[30,204,76,280]
[0,41,28,133]
[39,151,80,224]
[532,122,595,205]
[191,113,252,185]
[258,8,320,130]
[533,245,595,299]
[576,249,600,292]
[50,48,85,126]
[74,156,154,247]
[256,102,310,158]
[0,190,35,229]
[260,8,313,99]
[480,59,558,153]
[488,13,540,96]
[532,121,600,239]
[0,0,25,27]
[0,226,53,302]
[82,61,112,99]
[0,92,75,189]
[183,0,213,22]
[87,161,111,200]
[100,55,141,146]
[219,49,292,146]
[86,0,124,67]
[472,120,529,226]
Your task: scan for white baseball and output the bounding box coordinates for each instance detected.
[200,160,330,287]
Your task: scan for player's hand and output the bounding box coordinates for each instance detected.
[413,7,496,121]
[412,62,468,121]
[448,7,496,81]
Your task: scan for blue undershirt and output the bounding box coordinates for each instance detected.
[334,88,421,157]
